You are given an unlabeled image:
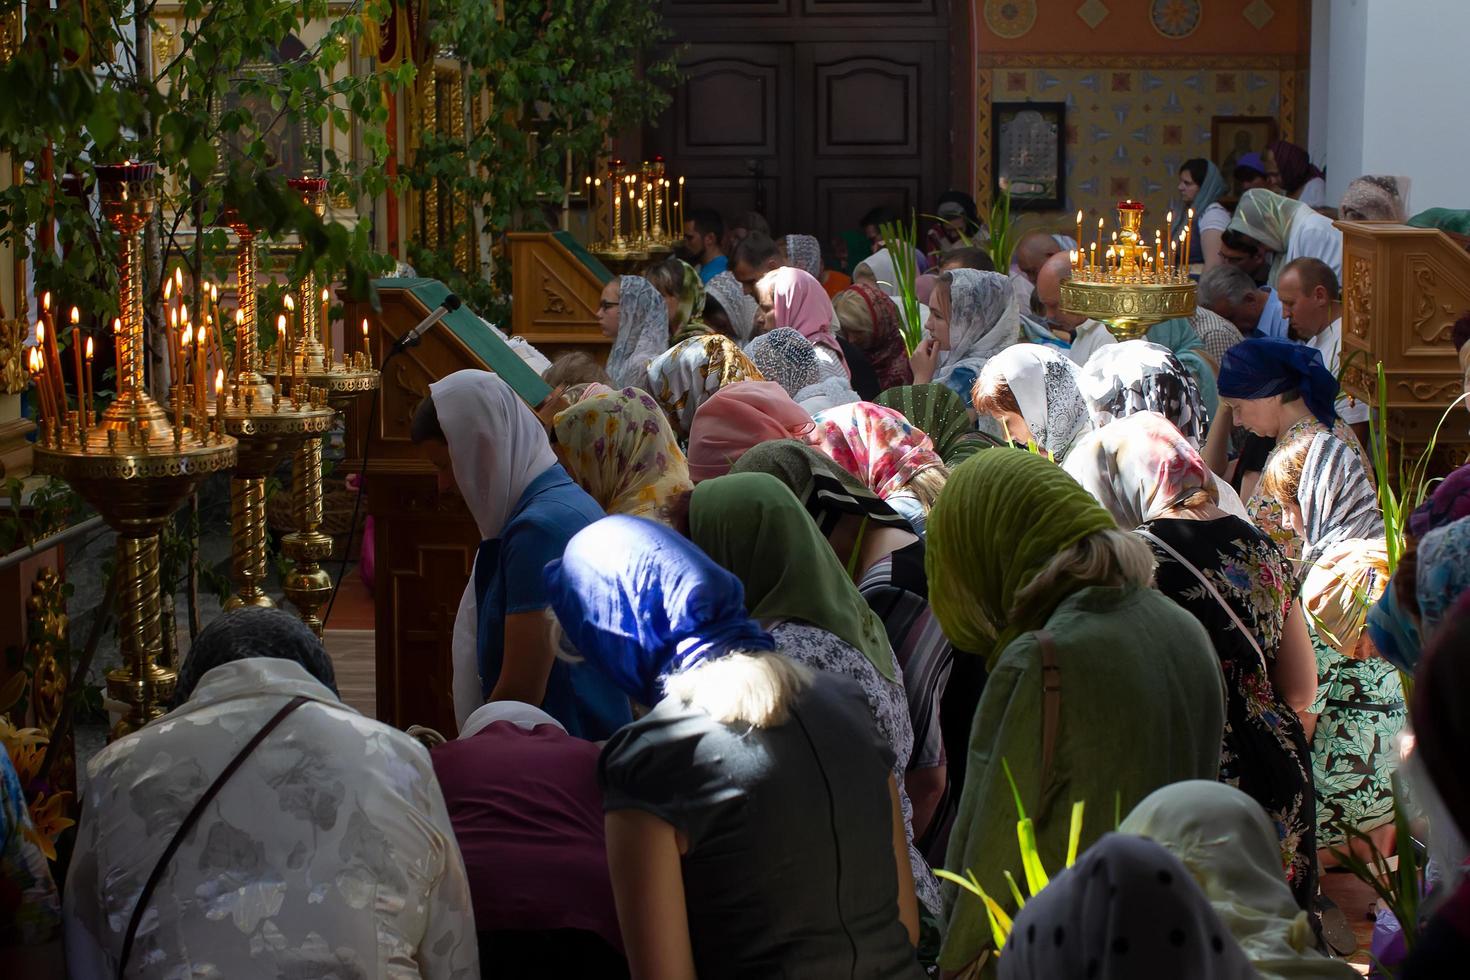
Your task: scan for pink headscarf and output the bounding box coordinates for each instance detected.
[686,380,815,482]
[766,266,843,357]
[808,401,944,499]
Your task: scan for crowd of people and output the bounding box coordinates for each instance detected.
[5,154,1470,980]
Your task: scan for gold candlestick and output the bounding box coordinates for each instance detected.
[1060,200,1197,341]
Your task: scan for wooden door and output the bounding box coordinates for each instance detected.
[651,1,951,248]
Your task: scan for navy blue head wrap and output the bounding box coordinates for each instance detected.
[544,514,775,708]
[175,607,338,706]
[1217,338,1340,427]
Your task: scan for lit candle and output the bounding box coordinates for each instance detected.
[1070,249,1078,273]
[1184,208,1194,270]
[84,336,94,426]
[612,178,623,242]
[195,322,207,419]
[1089,242,1097,272]
[40,293,63,415]
[1170,239,1178,276]
[276,313,287,383]
[1096,217,1104,259]
[1075,210,1083,254]
[28,348,47,428]
[70,308,84,427]
[361,318,371,368]
[678,176,685,228]
[320,287,330,349]
[112,318,123,392]
[283,293,296,360]
[177,324,190,433]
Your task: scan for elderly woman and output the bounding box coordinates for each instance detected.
[744,327,861,415]
[1226,188,1342,285]
[808,400,950,537]
[1217,338,1371,562]
[552,386,692,526]
[1121,782,1357,979]
[686,380,813,481]
[1064,412,1319,908]
[926,449,1226,971]
[689,473,940,913]
[545,516,925,979]
[600,274,672,389]
[64,609,478,978]
[971,343,1093,462]
[411,370,630,736]
[909,269,1018,410]
[704,271,758,342]
[753,266,848,376]
[644,333,763,440]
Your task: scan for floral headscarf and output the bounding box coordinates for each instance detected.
[784,233,824,279]
[667,259,711,345]
[833,283,914,392]
[552,386,693,525]
[605,274,670,390]
[980,344,1093,461]
[809,401,945,500]
[1416,517,1470,642]
[933,269,1020,389]
[646,334,764,438]
[1077,340,1206,446]
[686,380,814,482]
[744,327,819,397]
[875,384,990,466]
[1301,538,1390,657]
[705,271,757,342]
[1063,412,1213,529]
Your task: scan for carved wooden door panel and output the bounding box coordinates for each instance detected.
[652,1,950,247]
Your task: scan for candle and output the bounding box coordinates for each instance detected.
[276,313,287,384]
[612,179,623,242]
[678,176,685,229]
[70,309,83,424]
[28,349,47,429]
[1075,210,1083,254]
[1070,249,1078,273]
[176,324,190,433]
[195,323,207,419]
[320,287,331,350]
[361,318,371,368]
[1184,209,1194,270]
[283,293,296,362]
[1170,239,1177,276]
[84,336,94,426]
[112,318,123,393]
[40,294,64,415]
[168,305,179,399]
[1089,242,1097,272]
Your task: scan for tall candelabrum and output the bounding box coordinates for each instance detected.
[1059,200,1198,341]
[31,163,238,738]
[212,207,336,611]
[264,177,379,636]
[587,158,683,262]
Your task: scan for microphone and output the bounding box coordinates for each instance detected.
[394,294,462,351]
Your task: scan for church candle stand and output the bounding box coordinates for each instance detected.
[1060,200,1197,341]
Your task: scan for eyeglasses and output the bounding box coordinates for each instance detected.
[597,300,620,311]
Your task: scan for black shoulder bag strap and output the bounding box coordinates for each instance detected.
[1035,629,1062,787]
[117,695,309,978]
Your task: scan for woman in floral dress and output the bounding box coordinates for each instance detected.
[1065,412,1320,909]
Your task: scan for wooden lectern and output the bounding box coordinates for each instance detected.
[506,231,615,363]
[343,279,550,733]
[1338,221,1470,465]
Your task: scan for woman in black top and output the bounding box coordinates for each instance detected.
[544,514,924,980]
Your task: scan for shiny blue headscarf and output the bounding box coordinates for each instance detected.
[1218,337,1339,427]
[544,514,775,708]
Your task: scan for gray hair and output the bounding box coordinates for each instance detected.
[1197,264,1258,308]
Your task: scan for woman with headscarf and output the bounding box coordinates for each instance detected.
[1121,782,1357,979]
[1403,592,1470,979]
[925,190,982,259]
[783,232,851,298]
[1339,175,1408,222]
[600,274,671,390]
[1078,340,1247,517]
[998,834,1254,980]
[833,282,916,392]
[644,333,763,440]
[689,473,941,913]
[1226,188,1343,286]
[62,609,480,979]
[1266,140,1327,207]
[644,257,713,345]
[754,266,851,380]
[1298,539,1406,862]
[912,269,1019,413]
[1218,338,1371,562]
[552,386,692,526]
[743,326,820,398]
[1177,158,1230,270]
[685,379,814,481]
[410,370,630,736]
[854,245,918,298]
[925,449,1226,971]
[730,441,955,851]
[971,343,1093,462]
[1064,413,1319,909]
[809,401,950,537]
[703,270,758,342]
[543,516,925,979]
[1145,316,1221,416]
[1260,426,1384,564]
[875,383,994,467]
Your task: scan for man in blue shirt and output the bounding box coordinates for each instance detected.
[1198,264,1288,340]
[683,208,728,283]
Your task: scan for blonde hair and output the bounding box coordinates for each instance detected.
[1011,529,1156,624]
[902,465,951,515]
[1259,434,1314,506]
[663,651,813,728]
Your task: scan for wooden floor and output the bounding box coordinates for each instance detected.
[323,566,377,718]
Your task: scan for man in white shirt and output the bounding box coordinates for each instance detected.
[1034,250,1117,365]
[1277,256,1372,440]
[1009,231,1063,307]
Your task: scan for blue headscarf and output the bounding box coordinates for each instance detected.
[544,514,775,708]
[1173,159,1227,243]
[1217,338,1339,427]
[1367,586,1422,673]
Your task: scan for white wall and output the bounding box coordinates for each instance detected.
[1314,0,1470,212]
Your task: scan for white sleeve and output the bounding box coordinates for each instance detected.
[1198,203,1231,233]
[1287,213,1343,278]
[415,769,481,980]
[451,571,483,731]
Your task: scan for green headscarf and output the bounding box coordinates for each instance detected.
[691,472,896,679]
[840,229,874,277]
[669,259,713,345]
[1408,208,1470,236]
[731,438,914,536]
[874,383,995,466]
[925,448,1116,669]
[1227,188,1305,284]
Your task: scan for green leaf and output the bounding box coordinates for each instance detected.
[186,139,218,180]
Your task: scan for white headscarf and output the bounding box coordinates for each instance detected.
[705,271,757,343]
[459,700,566,739]
[784,234,824,279]
[605,275,671,389]
[934,268,1020,388]
[433,369,558,727]
[980,343,1092,461]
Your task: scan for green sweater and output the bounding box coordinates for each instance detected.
[939,584,1226,970]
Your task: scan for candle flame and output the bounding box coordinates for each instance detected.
[321,287,329,302]
[1076,210,1083,222]
[182,325,192,346]
[679,176,685,185]
[235,309,245,326]
[215,369,224,397]
[277,314,287,331]
[174,267,184,290]
[361,318,368,337]
[210,283,219,302]
[36,321,44,344]
[164,278,173,300]
[180,303,189,324]
[284,294,295,312]
[1097,218,1104,230]
[42,291,51,312]
[70,306,80,325]
[1166,211,1173,225]
[86,337,94,358]
[113,317,122,334]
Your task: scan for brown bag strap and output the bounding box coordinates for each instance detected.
[117,695,309,978]
[1036,629,1062,786]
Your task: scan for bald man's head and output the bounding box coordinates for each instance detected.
[1016,232,1063,283]
[1035,251,1086,331]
